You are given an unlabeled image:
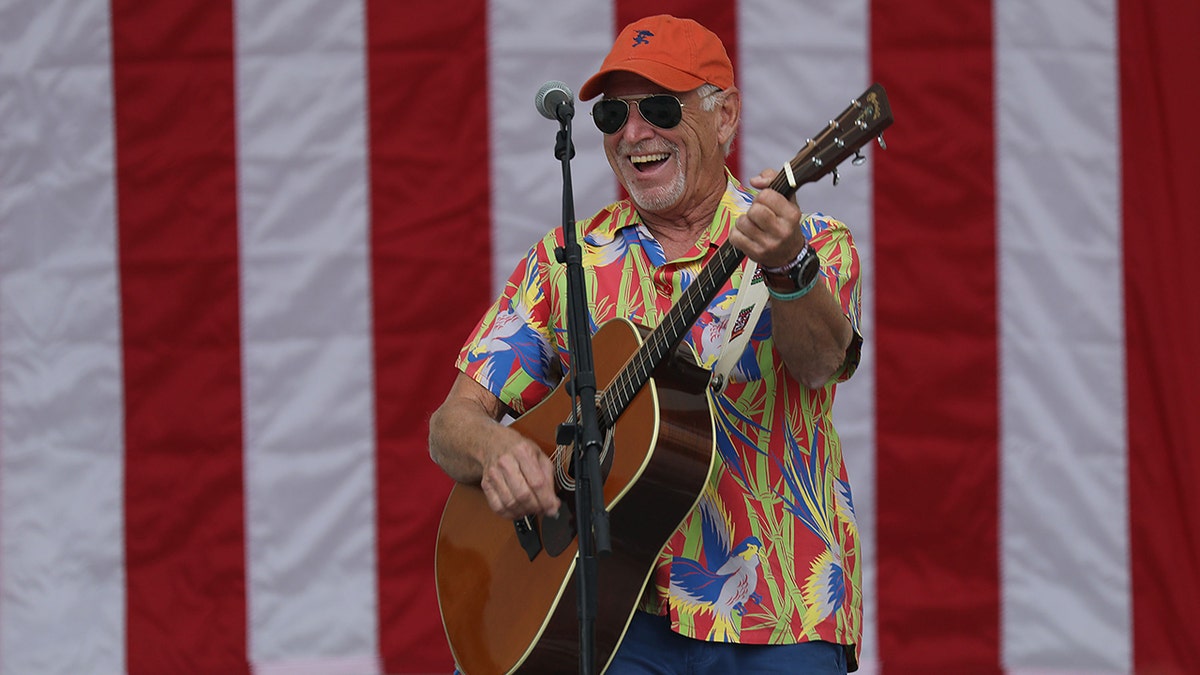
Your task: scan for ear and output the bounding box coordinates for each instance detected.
[716,86,741,147]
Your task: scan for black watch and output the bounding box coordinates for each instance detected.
[762,244,819,293]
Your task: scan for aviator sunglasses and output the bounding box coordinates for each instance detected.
[591,94,689,135]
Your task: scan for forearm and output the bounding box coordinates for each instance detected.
[429,373,562,518]
[769,281,853,389]
[428,374,513,484]
[429,400,498,484]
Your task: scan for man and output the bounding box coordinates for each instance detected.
[430,14,862,674]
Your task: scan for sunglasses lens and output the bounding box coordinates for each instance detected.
[592,95,685,134]
[592,99,629,134]
[639,95,684,129]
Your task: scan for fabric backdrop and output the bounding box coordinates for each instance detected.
[1,1,1196,673]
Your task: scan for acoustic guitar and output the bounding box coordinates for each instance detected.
[435,83,893,674]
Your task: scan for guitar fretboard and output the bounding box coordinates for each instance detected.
[597,240,745,430]
[590,82,893,433]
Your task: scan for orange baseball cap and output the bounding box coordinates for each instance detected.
[579,15,734,101]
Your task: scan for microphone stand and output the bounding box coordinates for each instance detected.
[550,100,611,675]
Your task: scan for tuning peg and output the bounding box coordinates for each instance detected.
[832,168,841,186]
[851,151,866,166]
[877,134,888,150]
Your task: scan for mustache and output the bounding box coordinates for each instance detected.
[617,139,678,156]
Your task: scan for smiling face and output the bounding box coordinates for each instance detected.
[599,72,740,227]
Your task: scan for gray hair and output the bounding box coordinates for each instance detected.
[696,84,736,156]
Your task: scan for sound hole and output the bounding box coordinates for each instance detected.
[542,418,614,557]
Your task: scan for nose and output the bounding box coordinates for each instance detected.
[618,100,656,141]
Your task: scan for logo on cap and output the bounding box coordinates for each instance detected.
[577,15,733,100]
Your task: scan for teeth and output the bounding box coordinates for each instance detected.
[631,153,669,164]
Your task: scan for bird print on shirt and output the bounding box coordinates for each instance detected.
[668,491,764,642]
[699,289,738,362]
[774,425,855,628]
[466,257,557,395]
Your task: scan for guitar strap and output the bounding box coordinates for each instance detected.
[709,259,769,396]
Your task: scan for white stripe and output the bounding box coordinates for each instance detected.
[235,0,379,668]
[0,1,126,673]
[996,1,1130,671]
[0,2,1155,672]
[738,1,876,669]
[487,0,617,295]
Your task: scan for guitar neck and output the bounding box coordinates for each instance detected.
[593,82,893,431]
[598,240,745,429]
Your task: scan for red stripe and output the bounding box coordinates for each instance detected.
[614,2,741,179]
[871,1,1001,671]
[366,3,489,671]
[1121,1,1200,672]
[110,1,248,672]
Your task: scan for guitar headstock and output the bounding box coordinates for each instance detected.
[770,83,894,198]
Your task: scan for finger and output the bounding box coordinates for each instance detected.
[748,167,779,189]
[482,445,557,520]
[743,200,791,242]
[481,465,520,519]
[752,193,804,243]
[736,205,807,268]
[754,187,799,216]
[522,453,562,517]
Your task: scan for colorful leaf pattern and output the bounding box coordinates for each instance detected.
[457,173,863,652]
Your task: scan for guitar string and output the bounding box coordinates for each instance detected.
[544,89,884,498]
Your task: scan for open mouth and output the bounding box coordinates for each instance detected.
[630,152,670,172]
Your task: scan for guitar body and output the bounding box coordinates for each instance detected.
[435,317,717,674]
[435,83,894,675]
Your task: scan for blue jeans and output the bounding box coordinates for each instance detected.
[605,611,849,674]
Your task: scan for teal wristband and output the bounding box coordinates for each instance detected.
[766,273,819,301]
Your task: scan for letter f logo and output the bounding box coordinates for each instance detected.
[632,30,654,46]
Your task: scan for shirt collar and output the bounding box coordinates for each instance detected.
[586,169,753,257]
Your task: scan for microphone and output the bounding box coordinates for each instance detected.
[535,80,574,121]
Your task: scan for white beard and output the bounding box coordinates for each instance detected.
[626,161,686,212]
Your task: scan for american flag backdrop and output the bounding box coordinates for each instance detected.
[1,0,1197,673]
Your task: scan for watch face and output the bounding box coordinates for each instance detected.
[763,268,798,291]
[797,249,820,286]
[764,245,818,293]
[792,246,820,284]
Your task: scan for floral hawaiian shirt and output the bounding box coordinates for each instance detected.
[455,173,863,667]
